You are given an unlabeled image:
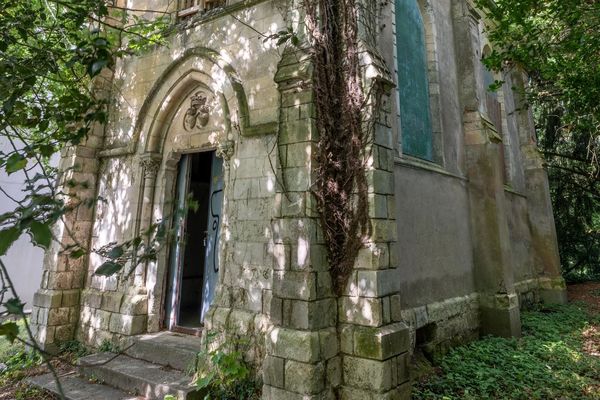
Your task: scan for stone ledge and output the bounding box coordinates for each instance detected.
[33,289,63,309]
[342,356,394,393]
[479,292,519,310]
[262,385,335,400]
[352,322,409,360]
[267,327,321,364]
[394,293,481,331]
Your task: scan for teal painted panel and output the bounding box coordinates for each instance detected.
[200,152,223,321]
[165,155,191,330]
[396,0,433,161]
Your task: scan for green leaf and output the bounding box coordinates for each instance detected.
[94,261,122,276]
[195,371,215,389]
[155,223,167,241]
[88,59,108,77]
[277,36,289,46]
[93,37,108,47]
[28,221,52,249]
[5,298,24,315]
[38,119,50,132]
[0,227,21,256]
[107,245,124,259]
[38,144,55,157]
[0,322,19,343]
[5,153,27,174]
[70,248,86,259]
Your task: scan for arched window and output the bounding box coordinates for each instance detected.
[481,45,509,183]
[396,0,433,161]
[481,46,502,135]
[178,0,224,19]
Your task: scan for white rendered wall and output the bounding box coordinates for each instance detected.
[0,136,56,312]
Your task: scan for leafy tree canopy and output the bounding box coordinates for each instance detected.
[0,0,170,255]
[478,0,600,280]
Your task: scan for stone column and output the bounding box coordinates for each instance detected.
[335,77,411,398]
[30,59,116,350]
[113,152,160,334]
[137,152,162,288]
[452,0,521,337]
[263,16,411,398]
[511,71,567,305]
[30,119,104,352]
[262,48,338,400]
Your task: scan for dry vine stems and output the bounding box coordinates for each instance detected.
[305,0,371,296]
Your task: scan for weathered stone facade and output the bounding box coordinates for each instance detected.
[30,0,566,398]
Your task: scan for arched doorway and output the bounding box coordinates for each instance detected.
[165,149,224,333]
[132,53,244,334]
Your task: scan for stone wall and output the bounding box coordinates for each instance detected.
[32,0,287,349]
[394,164,475,308]
[399,294,480,361]
[383,0,566,348]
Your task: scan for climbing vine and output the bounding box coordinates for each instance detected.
[304,0,371,295]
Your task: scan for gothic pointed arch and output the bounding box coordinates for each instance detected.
[132,46,276,157]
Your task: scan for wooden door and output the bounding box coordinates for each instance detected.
[165,154,191,331]
[200,153,223,321]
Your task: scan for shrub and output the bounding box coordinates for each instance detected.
[194,333,261,400]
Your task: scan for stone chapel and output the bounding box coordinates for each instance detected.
[29,0,568,398]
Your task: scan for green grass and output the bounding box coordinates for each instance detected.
[0,318,52,399]
[0,318,29,360]
[0,319,43,376]
[414,304,600,400]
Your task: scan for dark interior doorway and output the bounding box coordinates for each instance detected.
[177,152,212,328]
[165,151,216,332]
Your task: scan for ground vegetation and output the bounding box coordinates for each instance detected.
[414,283,600,399]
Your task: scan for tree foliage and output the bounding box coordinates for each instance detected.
[0,0,170,258]
[479,0,600,280]
[0,0,170,393]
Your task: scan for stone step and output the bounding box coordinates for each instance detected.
[27,372,142,400]
[125,331,203,372]
[78,353,204,400]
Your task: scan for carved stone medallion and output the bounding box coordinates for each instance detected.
[183,91,211,131]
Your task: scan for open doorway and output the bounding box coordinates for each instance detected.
[165,151,223,333]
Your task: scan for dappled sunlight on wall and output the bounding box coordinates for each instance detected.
[104,2,284,147]
[89,158,136,291]
[220,133,279,312]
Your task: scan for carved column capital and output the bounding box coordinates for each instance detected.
[140,153,162,179]
[216,140,235,162]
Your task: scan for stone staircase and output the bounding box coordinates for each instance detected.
[28,332,205,400]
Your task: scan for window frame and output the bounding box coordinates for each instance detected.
[480,42,514,185]
[177,0,226,19]
[393,0,444,165]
